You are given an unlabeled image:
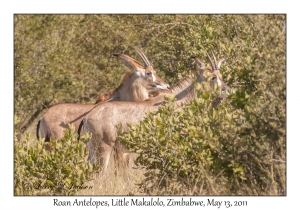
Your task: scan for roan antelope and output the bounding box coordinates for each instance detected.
[81,53,229,174]
[36,51,170,145]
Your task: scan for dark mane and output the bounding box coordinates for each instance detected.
[156,77,193,96]
[170,77,193,95]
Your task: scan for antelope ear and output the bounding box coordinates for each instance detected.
[191,56,205,70]
[113,53,144,73]
[216,58,226,70]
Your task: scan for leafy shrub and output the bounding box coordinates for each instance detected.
[14,125,99,195]
[119,87,228,195]
[119,79,285,195]
[117,14,285,196]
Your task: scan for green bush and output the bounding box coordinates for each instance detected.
[117,14,285,196]
[119,80,285,195]
[14,126,99,195]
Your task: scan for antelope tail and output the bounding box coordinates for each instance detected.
[36,120,41,140]
[77,120,84,141]
[45,134,50,142]
[37,119,50,142]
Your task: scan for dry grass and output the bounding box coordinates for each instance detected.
[76,154,146,196]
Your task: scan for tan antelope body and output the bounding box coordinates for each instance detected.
[83,78,193,170]
[36,52,170,143]
[82,53,229,173]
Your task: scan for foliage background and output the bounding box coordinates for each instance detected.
[14,14,286,195]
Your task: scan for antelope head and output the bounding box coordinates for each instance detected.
[113,51,170,92]
[206,52,230,91]
[136,50,170,91]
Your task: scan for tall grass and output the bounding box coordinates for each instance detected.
[76,154,146,196]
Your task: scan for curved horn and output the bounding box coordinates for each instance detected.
[207,52,225,70]
[206,52,216,70]
[212,52,217,67]
[136,49,151,67]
